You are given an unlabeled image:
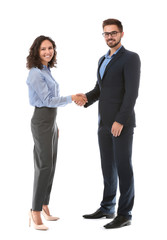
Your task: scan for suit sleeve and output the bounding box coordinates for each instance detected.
[115,53,141,125]
[84,81,100,108]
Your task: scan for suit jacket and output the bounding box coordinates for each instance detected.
[84,46,141,128]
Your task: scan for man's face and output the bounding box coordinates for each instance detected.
[103,25,124,48]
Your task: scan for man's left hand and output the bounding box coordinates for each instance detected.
[111,122,123,137]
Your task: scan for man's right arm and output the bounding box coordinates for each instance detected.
[76,81,100,107]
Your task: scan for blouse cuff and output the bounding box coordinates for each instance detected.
[67,95,72,104]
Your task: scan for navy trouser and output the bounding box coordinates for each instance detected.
[31,107,58,211]
[98,123,134,219]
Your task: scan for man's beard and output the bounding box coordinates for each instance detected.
[107,38,121,48]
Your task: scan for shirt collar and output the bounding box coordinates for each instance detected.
[42,65,50,71]
[105,45,123,59]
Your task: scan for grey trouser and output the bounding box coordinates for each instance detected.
[31,107,58,211]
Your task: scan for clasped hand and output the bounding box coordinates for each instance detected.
[72,93,88,106]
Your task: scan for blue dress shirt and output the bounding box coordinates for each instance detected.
[99,46,123,79]
[26,65,72,108]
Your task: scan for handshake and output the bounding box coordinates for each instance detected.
[72,93,88,106]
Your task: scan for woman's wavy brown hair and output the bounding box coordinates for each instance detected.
[26,35,57,69]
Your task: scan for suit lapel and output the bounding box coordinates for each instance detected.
[101,46,126,80]
[97,56,105,81]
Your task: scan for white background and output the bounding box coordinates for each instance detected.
[0,0,167,239]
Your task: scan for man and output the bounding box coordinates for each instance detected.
[76,18,141,229]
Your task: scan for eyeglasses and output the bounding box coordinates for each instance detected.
[102,31,121,38]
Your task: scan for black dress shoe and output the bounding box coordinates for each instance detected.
[83,208,115,219]
[104,215,131,229]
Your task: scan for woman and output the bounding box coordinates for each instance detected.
[26,35,86,230]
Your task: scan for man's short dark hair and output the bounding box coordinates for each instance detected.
[102,19,123,32]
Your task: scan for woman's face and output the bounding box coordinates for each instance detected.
[39,40,54,66]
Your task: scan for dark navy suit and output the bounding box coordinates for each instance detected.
[84,46,141,219]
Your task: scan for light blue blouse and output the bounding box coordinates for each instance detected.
[26,65,72,108]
